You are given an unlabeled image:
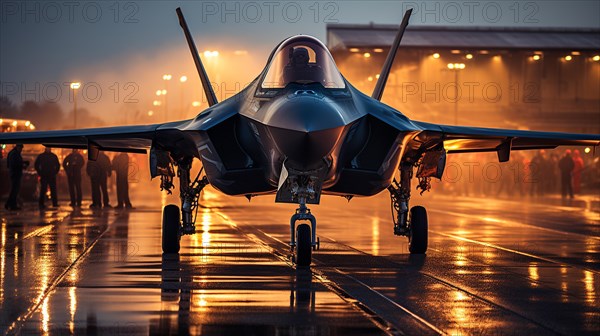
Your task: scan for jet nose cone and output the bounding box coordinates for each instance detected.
[269,125,344,171]
[265,93,346,132]
[264,93,347,170]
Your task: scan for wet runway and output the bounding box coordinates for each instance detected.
[1,186,599,335]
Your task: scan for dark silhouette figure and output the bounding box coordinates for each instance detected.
[86,151,112,208]
[529,150,548,196]
[5,144,26,210]
[35,147,60,209]
[112,152,133,209]
[558,150,575,199]
[547,153,560,194]
[63,149,85,207]
[571,149,584,194]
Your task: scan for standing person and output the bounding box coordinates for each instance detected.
[35,147,61,209]
[86,151,112,208]
[547,153,560,194]
[4,144,27,210]
[112,152,133,209]
[529,150,547,197]
[63,149,85,207]
[571,149,584,194]
[558,150,575,199]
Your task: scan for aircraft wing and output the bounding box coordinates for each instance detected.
[0,119,197,155]
[411,120,600,161]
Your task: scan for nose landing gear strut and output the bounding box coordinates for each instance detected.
[290,197,320,267]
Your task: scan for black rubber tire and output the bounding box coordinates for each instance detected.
[408,206,428,254]
[162,204,181,254]
[296,224,312,267]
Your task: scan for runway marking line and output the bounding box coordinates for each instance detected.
[430,230,600,276]
[4,212,118,335]
[428,208,600,241]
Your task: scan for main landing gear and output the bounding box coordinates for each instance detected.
[388,163,428,254]
[161,157,209,254]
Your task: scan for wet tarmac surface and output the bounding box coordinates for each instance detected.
[1,187,599,335]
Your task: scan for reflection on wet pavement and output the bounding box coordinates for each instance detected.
[1,188,599,335]
[1,201,385,335]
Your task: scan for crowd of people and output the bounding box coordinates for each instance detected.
[435,149,599,199]
[4,144,133,211]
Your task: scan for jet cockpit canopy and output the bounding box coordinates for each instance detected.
[261,35,345,89]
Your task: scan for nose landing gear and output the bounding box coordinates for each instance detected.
[290,199,320,267]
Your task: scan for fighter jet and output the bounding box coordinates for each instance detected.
[1,8,599,266]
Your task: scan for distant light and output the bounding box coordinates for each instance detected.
[25,121,30,127]
[153,100,161,106]
[465,54,473,59]
[0,118,3,124]
[493,55,502,61]
[565,55,572,61]
[147,110,154,116]
[233,50,248,55]
[70,82,81,90]
[451,50,461,54]
[156,90,162,96]
[532,55,541,61]
[161,89,167,95]
[584,147,591,154]
[192,101,201,107]
[349,48,360,53]
[448,63,465,70]
[180,75,188,83]
[203,50,219,57]
[363,52,371,58]
[571,51,580,56]
[373,48,384,53]
[367,76,373,81]
[593,55,600,61]
[162,74,172,80]
[12,121,17,126]
[375,74,380,79]
[29,124,35,130]
[432,53,440,59]
[479,50,489,55]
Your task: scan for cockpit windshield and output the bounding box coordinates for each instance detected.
[261,36,345,89]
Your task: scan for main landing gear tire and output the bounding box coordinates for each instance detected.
[162,204,181,254]
[408,206,428,254]
[296,224,312,267]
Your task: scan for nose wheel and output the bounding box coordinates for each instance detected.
[290,202,320,267]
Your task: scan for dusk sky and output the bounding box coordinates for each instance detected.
[1,0,599,124]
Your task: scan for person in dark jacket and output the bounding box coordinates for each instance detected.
[558,150,575,199]
[86,151,112,208]
[112,152,133,209]
[35,147,61,209]
[4,144,27,210]
[63,149,84,207]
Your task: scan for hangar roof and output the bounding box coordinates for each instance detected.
[326,25,600,51]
